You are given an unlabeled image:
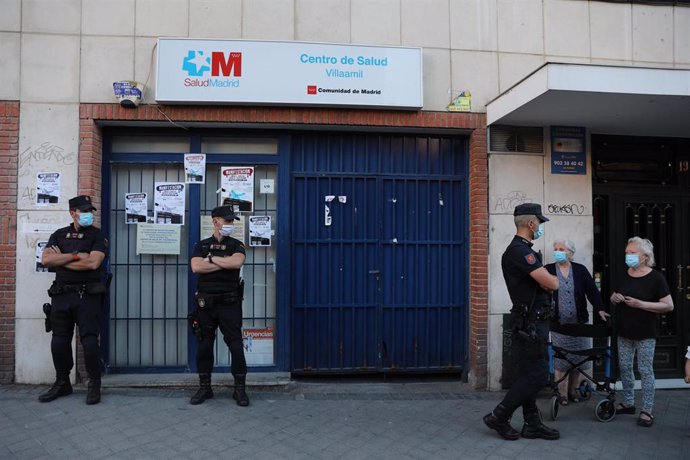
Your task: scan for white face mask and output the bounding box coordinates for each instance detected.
[219,225,233,237]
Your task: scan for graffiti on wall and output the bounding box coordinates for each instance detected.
[493,191,533,213]
[19,142,76,174]
[546,203,586,215]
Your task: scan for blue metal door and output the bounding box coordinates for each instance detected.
[291,134,468,373]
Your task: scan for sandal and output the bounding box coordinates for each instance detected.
[637,410,654,427]
[568,392,580,404]
[616,403,636,415]
[558,395,569,406]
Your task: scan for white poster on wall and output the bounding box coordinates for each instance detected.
[220,167,254,212]
[36,172,61,205]
[154,182,186,225]
[184,154,206,184]
[35,241,49,273]
[243,328,274,365]
[248,215,271,247]
[125,193,148,224]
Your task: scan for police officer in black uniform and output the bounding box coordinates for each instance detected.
[483,203,560,440]
[39,195,108,405]
[189,205,249,406]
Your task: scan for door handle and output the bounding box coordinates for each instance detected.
[677,264,683,292]
[686,265,690,300]
[368,269,380,275]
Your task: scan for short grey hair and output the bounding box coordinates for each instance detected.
[553,238,576,258]
[514,214,535,228]
[627,236,656,267]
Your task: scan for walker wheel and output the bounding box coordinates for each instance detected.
[595,399,616,422]
[550,395,560,421]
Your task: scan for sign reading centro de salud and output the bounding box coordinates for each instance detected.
[156,38,423,109]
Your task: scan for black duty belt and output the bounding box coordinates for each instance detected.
[48,282,106,297]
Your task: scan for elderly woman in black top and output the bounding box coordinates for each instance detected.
[610,237,673,427]
[545,238,608,405]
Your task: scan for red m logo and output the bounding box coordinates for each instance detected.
[212,52,242,77]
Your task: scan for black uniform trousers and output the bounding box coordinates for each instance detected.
[49,291,102,379]
[196,297,247,376]
[500,319,550,415]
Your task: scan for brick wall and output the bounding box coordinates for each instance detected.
[0,102,19,384]
[80,103,489,388]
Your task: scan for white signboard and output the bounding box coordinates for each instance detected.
[154,182,186,225]
[156,38,423,109]
[136,223,182,255]
[220,167,254,211]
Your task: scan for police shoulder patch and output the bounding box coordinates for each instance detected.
[525,253,537,265]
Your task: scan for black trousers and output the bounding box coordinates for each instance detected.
[49,291,102,379]
[196,300,247,376]
[500,320,549,415]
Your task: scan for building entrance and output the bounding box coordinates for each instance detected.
[593,135,690,378]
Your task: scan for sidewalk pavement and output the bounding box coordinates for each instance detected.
[1,375,689,460]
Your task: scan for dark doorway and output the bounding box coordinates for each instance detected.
[593,135,690,378]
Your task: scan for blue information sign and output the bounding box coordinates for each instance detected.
[551,126,586,175]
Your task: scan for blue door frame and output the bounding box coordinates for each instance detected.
[101,130,290,373]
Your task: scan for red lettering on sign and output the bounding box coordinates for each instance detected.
[211,52,242,77]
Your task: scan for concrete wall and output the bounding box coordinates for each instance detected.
[2,0,689,384]
[487,134,594,390]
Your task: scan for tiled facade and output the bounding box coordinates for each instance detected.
[1,0,688,388]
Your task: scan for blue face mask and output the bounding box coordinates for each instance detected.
[553,250,567,264]
[78,212,94,227]
[625,254,640,268]
[532,223,544,240]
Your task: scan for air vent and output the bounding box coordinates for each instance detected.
[489,125,544,154]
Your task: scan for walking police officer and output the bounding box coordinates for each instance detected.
[189,205,249,406]
[483,203,560,440]
[39,195,108,405]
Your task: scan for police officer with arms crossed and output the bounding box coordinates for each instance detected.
[189,205,249,406]
[483,203,560,440]
[39,195,108,405]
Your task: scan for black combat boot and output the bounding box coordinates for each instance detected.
[232,374,250,407]
[38,373,73,403]
[522,407,560,440]
[190,373,213,405]
[86,378,101,405]
[483,404,520,440]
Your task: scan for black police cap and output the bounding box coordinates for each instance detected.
[211,205,240,221]
[68,195,97,211]
[513,203,548,222]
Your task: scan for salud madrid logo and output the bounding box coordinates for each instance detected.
[182,50,242,87]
